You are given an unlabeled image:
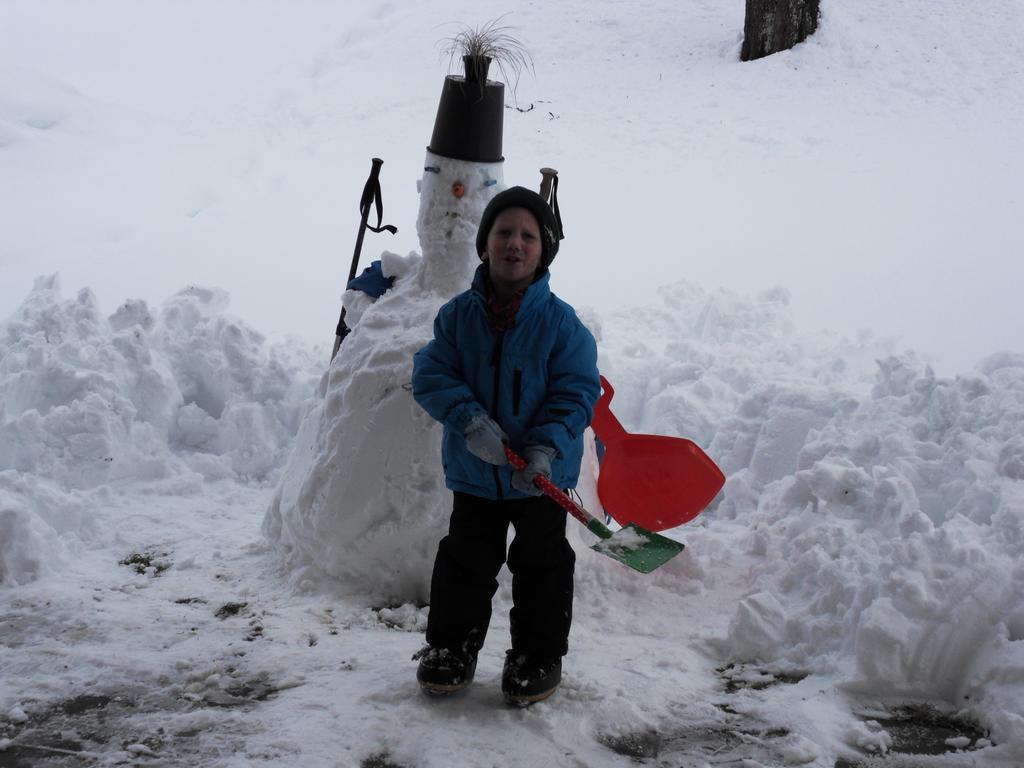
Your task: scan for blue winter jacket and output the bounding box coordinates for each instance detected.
[412,264,600,500]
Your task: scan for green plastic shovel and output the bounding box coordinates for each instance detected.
[504,446,684,574]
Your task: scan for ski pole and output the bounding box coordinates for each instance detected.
[331,157,398,361]
[537,167,564,242]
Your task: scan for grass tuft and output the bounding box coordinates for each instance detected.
[438,16,534,95]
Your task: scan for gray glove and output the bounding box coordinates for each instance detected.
[510,445,556,495]
[463,414,509,465]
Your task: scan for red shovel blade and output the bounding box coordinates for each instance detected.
[593,376,725,532]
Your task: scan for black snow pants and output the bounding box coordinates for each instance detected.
[425,491,576,659]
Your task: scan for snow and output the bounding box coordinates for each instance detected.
[2,0,1023,766]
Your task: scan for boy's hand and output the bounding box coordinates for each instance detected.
[464,414,509,465]
[511,445,556,495]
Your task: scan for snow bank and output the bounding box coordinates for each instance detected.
[728,353,1024,749]
[592,280,1024,752]
[0,275,320,586]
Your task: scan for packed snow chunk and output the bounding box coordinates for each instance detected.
[975,351,1024,377]
[846,719,892,754]
[743,387,845,485]
[379,249,419,281]
[153,286,249,419]
[849,535,1017,702]
[107,298,155,333]
[0,471,92,586]
[997,435,1024,480]
[694,285,795,346]
[853,597,918,685]
[775,733,820,764]
[2,278,318,489]
[796,353,1024,529]
[340,251,422,330]
[152,285,321,480]
[219,402,292,480]
[376,603,428,632]
[0,277,321,582]
[728,591,789,662]
[0,278,176,488]
[264,159,503,604]
[957,610,1024,752]
[788,458,877,516]
[0,495,59,586]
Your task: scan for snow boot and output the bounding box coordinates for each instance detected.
[501,650,561,706]
[413,645,478,695]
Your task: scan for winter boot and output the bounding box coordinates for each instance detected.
[501,650,561,706]
[413,645,478,695]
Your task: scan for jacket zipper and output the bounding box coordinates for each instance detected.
[490,331,505,499]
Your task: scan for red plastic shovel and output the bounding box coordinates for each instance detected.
[591,375,725,532]
[504,446,684,574]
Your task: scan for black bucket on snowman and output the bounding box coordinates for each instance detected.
[428,55,504,163]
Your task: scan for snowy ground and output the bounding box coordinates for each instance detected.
[3,1,1024,767]
[2,277,1021,767]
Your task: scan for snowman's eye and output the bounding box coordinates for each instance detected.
[424,166,440,174]
[483,179,497,187]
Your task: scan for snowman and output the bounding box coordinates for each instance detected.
[263,55,514,605]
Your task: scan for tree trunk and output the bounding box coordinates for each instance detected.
[741,0,820,62]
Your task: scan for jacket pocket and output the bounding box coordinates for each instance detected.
[512,369,523,417]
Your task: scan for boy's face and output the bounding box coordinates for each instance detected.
[484,207,543,293]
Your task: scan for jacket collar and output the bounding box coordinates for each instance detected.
[471,262,551,318]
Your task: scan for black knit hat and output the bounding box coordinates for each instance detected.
[476,186,562,267]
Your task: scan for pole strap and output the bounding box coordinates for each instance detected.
[360,163,398,235]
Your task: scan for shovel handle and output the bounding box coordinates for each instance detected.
[593,375,628,443]
[504,446,612,540]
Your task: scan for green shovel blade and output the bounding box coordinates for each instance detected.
[589,523,685,574]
